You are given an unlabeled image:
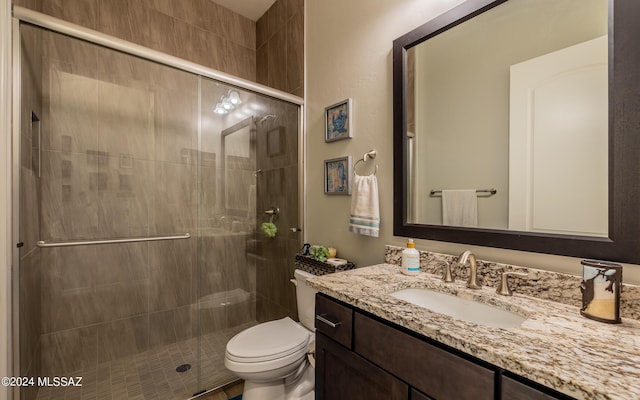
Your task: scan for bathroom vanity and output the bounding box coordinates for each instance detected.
[309,262,640,400]
[315,293,565,400]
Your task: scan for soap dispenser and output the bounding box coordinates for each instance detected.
[402,239,420,276]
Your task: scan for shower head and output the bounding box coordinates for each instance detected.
[258,114,277,126]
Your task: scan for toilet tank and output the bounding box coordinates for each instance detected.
[293,269,318,330]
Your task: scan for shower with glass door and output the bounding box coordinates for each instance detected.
[14,9,302,400]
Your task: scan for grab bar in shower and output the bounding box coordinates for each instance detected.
[36,233,191,248]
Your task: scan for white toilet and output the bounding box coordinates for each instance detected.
[224,269,317,400]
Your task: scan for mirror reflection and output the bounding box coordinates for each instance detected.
[223,117,256,212]
[406,0,608,237]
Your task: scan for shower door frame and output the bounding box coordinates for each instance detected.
[10,6,305,399]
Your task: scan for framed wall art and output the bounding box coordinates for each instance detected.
[324,156,352,195]
[325,98,352,142]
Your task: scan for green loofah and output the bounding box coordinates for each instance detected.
[261,222,277,238]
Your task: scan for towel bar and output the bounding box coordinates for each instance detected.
[429,188,497,197]
[37,233,191,247]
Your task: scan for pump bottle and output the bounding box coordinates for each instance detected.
[402,239,420,276]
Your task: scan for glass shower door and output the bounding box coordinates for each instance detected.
[18,23,204,400]
[18,20,302,400]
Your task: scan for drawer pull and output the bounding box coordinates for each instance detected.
[316,314,342,328]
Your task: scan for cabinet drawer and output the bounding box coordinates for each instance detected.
[502,375,571,400]
[315,294,353,348]
[354,312,495,400]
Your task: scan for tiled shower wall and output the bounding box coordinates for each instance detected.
[254,99,301,323]
[13,0,257,81]
[256,0,304,97]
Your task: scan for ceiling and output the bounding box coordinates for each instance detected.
[211,0,277,21]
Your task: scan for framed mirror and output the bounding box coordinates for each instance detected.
[393,0,640,263]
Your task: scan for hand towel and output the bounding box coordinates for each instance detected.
[442,189,477,227]
[349,174,380,237]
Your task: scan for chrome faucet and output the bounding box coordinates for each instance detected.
[457,251,481,289]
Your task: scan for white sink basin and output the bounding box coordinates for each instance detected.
[390,288,527,328]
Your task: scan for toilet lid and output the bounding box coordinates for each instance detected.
[226,317,311,363]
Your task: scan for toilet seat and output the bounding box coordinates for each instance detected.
[226,317,311,364]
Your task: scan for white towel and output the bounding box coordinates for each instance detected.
[349,174,380,237]
[442,189,477,227]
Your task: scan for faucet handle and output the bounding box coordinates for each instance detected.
[434,260,454,283]
[496,271,529,296]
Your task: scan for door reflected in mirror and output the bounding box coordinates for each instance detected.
[405,0,608,237]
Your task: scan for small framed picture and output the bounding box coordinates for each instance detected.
[324,156,352,195]
[325,98,352,142]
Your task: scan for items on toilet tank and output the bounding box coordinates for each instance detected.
[296,243,355,275]
[580,259,622,324]
[328,247,337,258]
[326,258,348,267]
[402,239,420,276]
[309,245,330,262]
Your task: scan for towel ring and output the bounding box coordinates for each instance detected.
[354,150,377,176]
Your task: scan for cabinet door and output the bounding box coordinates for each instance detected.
[316,332,408,400]
[354,312,495,400]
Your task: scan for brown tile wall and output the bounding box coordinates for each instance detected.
[256,0,304,97]
[254,99,302,323]
[13,0,257,81]
[250,0,305,324]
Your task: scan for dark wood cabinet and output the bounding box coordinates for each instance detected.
[315,293,576,400]
[315,332,408,400]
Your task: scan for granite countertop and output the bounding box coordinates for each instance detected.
[308,263,640,400]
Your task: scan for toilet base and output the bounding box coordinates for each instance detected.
[243,380,286,400]
[241,364,314,400]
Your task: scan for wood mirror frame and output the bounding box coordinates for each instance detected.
[393,0,640,264]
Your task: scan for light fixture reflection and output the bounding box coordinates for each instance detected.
[228,90,242,105]
[214,90,243,115]
[214,104,228,114]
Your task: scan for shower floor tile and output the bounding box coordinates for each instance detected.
[35,322,256,400]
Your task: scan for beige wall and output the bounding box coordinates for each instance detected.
[305,0,640,284]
